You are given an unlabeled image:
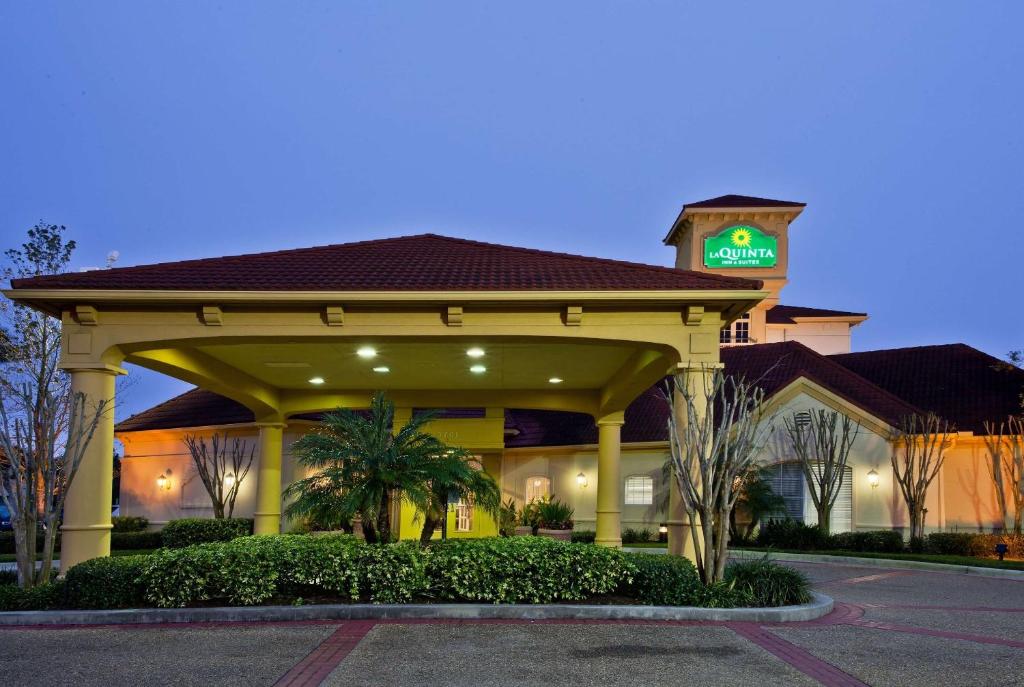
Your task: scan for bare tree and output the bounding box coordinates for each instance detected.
[983,417,1024,534]
[784,409,859,535]
[183,433,255,519]
[0,223,109,588]
[666,369,774,585]
[890,413,954,541]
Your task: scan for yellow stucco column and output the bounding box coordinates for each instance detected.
[595,412,625,548]
[253,422,286,535]
[60,367,119,573]
[667,364,716,563]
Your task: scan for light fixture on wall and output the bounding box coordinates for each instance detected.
[867,469,879,489]
[156,469,173,491]
[576,471,588,489]
[223,472,236,488]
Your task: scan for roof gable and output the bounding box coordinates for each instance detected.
[11,233,761,293]
[830,344,1024,433]
[766,305,868,325]
[683,195,806,211]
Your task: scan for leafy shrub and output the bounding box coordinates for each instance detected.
[358,541,429,603]
[924,532,1024,559]
[111,516,149,533]
[141,534,367,607]
[111,531,164,550]
[427,537,634,603]
[571,530,596,544]
[0,581,65,611]
[534,497,574,530]
[623,553,701,605]
[622,527,654,544]
[498,499,518,537]
[756,519,829,550]
[0,530,59,555]
[0,570,17,585]
[828,530,905,553]
[161,518,253,548]
[64,556,147,609]
[725,558,811,607]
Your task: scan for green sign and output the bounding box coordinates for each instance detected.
[703,225,777,268]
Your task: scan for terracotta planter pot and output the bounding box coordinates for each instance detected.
[537,528,572,541]
[514,526,534,537]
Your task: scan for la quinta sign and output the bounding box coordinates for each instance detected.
[703,225,777,268]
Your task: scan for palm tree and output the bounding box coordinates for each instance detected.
[283,392,500,544]
[417,456,501,545]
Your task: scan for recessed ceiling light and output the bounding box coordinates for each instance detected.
[466,347,485,358]
[548,377,563,384]
[357,346,377,359]
[372,366,390,373]
[469,364,487,374]
[308,377,325,385]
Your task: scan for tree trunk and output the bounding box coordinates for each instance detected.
[817,506,831,536]
[361,518,379,544]
[419,512,440,546]
[376,490,391,543]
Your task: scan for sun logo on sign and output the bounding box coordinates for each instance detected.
[729,227,753,248]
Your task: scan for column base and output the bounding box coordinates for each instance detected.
[253,512,282,535]
[59,524,112,574]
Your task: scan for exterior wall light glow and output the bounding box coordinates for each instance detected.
[372,366,390,373]
[576,471,588,488]
[308,377,325,385]
[659,523,669,534]
[548,377,563,384]
[357,346,377,358]
[223,473,236,488]
[466,347,485,358]
[867,469,880,489]
[470,364,486,374]
[156,469,173,491]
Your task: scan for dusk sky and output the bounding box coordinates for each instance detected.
[2,3,1021,421]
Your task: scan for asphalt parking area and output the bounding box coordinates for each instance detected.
[0,559,1021,687]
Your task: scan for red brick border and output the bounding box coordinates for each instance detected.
[273,620,375,687]
[726,622,870,687]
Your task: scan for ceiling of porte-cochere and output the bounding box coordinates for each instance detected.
[194,340,648,391]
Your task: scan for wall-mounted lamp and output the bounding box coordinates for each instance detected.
[576,471,588,489]
[867,469,879,489]
[223,472,236,488]
[156,469,173,491]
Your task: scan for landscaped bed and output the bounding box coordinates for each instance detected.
[0,534,810,612]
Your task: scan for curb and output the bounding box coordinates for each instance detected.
[0,593,833,627]
[728,549,1024,580]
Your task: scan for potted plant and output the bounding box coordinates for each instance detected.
[498,498,519,537]
[536,496,574,541]
[516,498,540,536]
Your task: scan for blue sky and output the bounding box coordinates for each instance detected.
[2,2,1021,420]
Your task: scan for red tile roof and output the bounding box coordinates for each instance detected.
[11,234,760,293]
[117,342,1018,442]
[830,344,1024,433]
[683,195,806,211]
[720,341,920,427]
[766,305,868,324]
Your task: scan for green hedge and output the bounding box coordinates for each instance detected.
[0,581,66,612]
[756,520,830,550]
[427,537,633,603]
[64,555,148,609]
[0,530,59,555]
[625,553,702,605]
[3,535,810,611]
[160,518,253,548]
[111,531,164,550]
[111,516,149,533]
[570,530,596,544]
[925,532,1024,559]
[828,530,905,553]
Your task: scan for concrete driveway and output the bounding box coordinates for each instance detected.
[1,559,1022,686]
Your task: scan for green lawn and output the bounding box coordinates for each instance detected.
[732,546,1024,572]
[0,548,158,564]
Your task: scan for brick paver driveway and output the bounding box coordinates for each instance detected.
[1,559,1021,686]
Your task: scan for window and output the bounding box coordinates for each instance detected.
[721,313,751,345]
[624,475,653,505]
[525,476,550,503]
[765,462,853,533]
[455,497,474,532]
